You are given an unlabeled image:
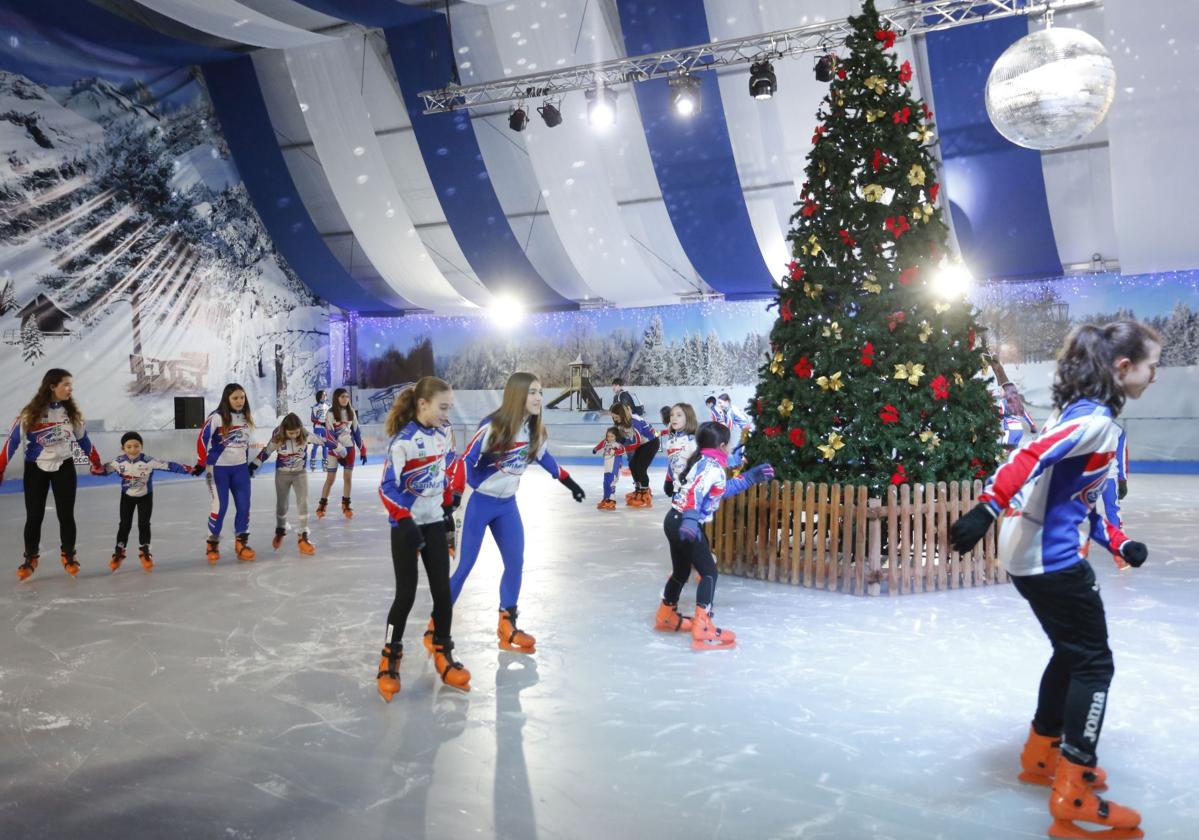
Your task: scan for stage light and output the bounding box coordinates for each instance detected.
[814,54,837,82]
[749,60,777,100]
[931,259,973,299]
[509,105,528,132]
[537,100,563,127]
[670,74,701,116]
[489,294,526,328]
[586,87,615,130]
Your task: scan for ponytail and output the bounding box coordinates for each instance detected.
[385,376,452,437]
[679,421,730,484]
[1052,320,1160,416]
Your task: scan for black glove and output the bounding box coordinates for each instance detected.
[442,504,456,533]
[192,462,206,477]
[950,503,998,553]
[1117,479,1127,501]
[664,478,675,497]
[447,492,462,513]
[1120,541,1147,568]
[247,462,258,477]
[395,516,425,550]
[559,473,585,502]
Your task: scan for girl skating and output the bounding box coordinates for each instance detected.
[951,320,1160,840]
[255,413,343,556]
[591,427,627,511]
[103,431,193,571]
[196,382,257,563]
[318,388,365,520]
[610,403,659,508]
[660,403,697,499]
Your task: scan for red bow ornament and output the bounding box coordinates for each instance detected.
[875,29,897,49]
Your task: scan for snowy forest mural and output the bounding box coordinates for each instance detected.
[0,24,327,430]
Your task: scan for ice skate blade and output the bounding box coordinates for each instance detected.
[438,679,471,694]
[691,638,736,651]
[497,641,536,655]
[377,685,400,703]
[1048,820,1142,839]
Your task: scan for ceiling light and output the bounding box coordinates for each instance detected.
[508,105,528,132]
[814,54,837,83]
[586,87,615,130]
[538,100,563,127]
[670,74,701,117]
[749,60,777,100]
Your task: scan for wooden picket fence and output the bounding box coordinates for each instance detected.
[703,479,1004,595]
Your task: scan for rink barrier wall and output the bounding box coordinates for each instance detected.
[705,479,1004,596]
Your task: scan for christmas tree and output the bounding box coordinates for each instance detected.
[744,0,1001,492]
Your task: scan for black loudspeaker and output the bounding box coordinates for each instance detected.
[174,396,206,429]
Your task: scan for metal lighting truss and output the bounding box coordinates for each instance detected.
[419,0,1101,113]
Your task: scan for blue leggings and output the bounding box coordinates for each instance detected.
[207,463,251,537]
[450,492,524,610]
[602,455,623,499]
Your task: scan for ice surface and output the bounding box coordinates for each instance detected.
[0,468,1196,839]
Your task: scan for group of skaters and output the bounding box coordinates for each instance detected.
[1,318,1164,839]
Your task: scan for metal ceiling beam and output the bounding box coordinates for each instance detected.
[418,0,1101,113]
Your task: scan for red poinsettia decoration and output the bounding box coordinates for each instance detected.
[885,215,911,239]
[811,125,827,145]
[874,29,896,49]
[970,457,989,479]
[801,200,819,217]
[898,266,919,286]
[793,357,813,378]
[887,311,906,332]
[789,428,806,447]
[788,260,804,281]
[928,183,940,203]
[930,374,950,401]
[781,297,794,322]
[898,60,913,84]
[860,341,875,367]
[764,426,782,438]
[839,229,857,247]
[871,148,890,172]
[891,464,909,485]
[836,67,847,80]
[879,404,900,425]
[922,102,934,122]
[893,106,911,125]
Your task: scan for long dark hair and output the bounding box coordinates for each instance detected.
[610,403,633,428]
[271,412,305,447]
[386,376,451,436]
[216,382,253,430]
[1052,321,1160,416]
[679,421,730,484]
[21,368,81,431]
[487,372,546,455]
[330,387,355,423]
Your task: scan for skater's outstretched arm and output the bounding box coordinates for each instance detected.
[0,417,20,481]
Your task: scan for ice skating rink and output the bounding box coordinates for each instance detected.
[0,467,1195,840]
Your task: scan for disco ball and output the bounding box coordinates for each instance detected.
[985,27,1116,150]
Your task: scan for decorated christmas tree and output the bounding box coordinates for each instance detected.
[744,0,1001,491]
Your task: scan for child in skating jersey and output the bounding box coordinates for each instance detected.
[704,396,723,424]
[611,403,660,509]
[103,432,193,572]
[951,321,1159,840]
[1,368,104,580]
[660,402,698,498]
[449,372,585,654]
[375,377,470,700]
[309,389,330,471]
[592,427,627,511]
[999,383,1038,448]
[318,388,366,520]
[255,413,343,557]
[196,382,258,564]
[716,393,755,470]
[657,421,773,647]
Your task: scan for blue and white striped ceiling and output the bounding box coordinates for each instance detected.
[16,0,1199,314]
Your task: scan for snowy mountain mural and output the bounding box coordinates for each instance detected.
[0,44,328,431]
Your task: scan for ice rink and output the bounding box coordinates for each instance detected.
[1,467,1196,840]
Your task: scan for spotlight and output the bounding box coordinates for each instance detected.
[489,294,525,328]
[537,100,563,128]
[931,259,973,299]
[670,74,701,117]
[749,60,777,100]
[814,53,837,83]
[586,87,615,130]
[508,105,528,132]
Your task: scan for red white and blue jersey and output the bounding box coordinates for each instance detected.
[979,399,1131,576]
[378,420,456,526]
[105,453,190,497]
[459,416,564,499]
[0,403,101,475]
[723,404,755,440]
[592,437,627,473]
[617,415,658,452]
[671,448,753,524]
[1000,399,1037,446]
[257,430,341,473]
[662,430,696,481]
[310,400,330,433]
[708,404,725,424]
[324,411,364,455]
[196,411,253,467]
[1086,427,1128,553]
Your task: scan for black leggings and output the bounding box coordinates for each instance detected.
[116,494,154,548]
[24,460,77,557]
[662,509,719,608]
[387,522,453,646]
[1012,561,1114,764]
[630,437,660,491]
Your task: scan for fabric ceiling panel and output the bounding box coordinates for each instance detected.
[235,0,341,31]
[615,0,776,299]
[1104,0,1199,274]
[927,18,1062,279]
[291,0,427,29]
[132,0,329,48]
[204,57,402,312]
[285,38,476,312]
